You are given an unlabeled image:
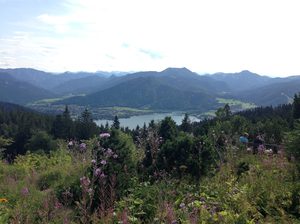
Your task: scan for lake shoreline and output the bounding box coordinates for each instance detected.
[95,112,201,129]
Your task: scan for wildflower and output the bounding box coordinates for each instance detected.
[179,202,186,209]
[87,188,93,196]
[113,154,118,159]
[80,176,91,188]
[94,168,101,177]
[68,141,73,146]
[258,144,265,153]
[100,160,107,165]
[0,198,8,203]
[79,143,87,151]
[100,173,106,178]
[106,148,113,155]
[91,159,96,164]
[54,201,63,209]
[99,133,110,138]
[21,187,29,196]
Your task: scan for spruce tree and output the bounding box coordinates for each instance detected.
[293,93,300,119]
[181,113,192,132]
[159,116,177,141]
[112,115,120,129]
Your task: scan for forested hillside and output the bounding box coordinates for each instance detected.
[1,94,300,223]
[60,76,217,110]
[0,73,55,104]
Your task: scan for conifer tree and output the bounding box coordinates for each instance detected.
[293,93,300,119]
[76,109,98,139]
[180,113,192,132]
[112,115,120,129]
[159,116,177,141]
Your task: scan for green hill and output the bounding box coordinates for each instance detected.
[60,76,217,111]
[0,72,55,105]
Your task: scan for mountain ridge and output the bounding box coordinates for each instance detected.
[1,67,300,109]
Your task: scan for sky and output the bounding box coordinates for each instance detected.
[0,0,300,77]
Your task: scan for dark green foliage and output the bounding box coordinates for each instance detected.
[157,132,201,177]
[285,120,300,162]
[25,131,56,154]
[37,170,63,190]
[52,106,74,139]
[0,102,54,157]
[290,183,300,218]
[180,113,192,133]
[112,115,120,129]
[97,129,137,196]
[75,109,99,140]
[159,116,177,141]
[236,161,250,177]
[293,93,300,119]
[0,103,100,157]
[215,104,232,120]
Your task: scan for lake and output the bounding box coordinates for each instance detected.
[95,112,200,129]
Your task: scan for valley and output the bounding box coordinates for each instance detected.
[2,67,299,126]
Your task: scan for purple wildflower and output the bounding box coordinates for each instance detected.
[100,160,107,165]
[113,154,118,159]
[107,148,113,154]
[87,188,93,196]
[100,173,106,178]
[94,168,101,177]
[21,187,29,196]
[79,143,87,151]
[91,159,96,164]
[99,133,110,138]
[80,176,91,189]
[179,202,186,209]
[258,144,265,153]
[54,201,63,209]
[105,148,114,157]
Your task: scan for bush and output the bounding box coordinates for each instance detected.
[25,131,56,154]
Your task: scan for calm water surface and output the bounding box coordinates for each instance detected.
[95,112,200,129]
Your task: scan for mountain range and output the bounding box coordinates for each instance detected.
[0,72,55,105]
[1,67,300,111]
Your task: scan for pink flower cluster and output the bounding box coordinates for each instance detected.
[80,143,87,151]
[99,133,110,138]
[21,187,29,196]
[80,176,91,190]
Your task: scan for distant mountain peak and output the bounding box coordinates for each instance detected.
[239,70,259,76]
[240,70,251,74]
[162,67,192,73]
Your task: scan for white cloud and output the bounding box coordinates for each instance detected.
[1,0,300,76]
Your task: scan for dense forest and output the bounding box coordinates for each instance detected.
[0,94,300,223]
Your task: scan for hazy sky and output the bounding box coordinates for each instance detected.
[0,0,299,77]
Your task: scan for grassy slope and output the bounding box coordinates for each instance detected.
[0,142,299,223]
